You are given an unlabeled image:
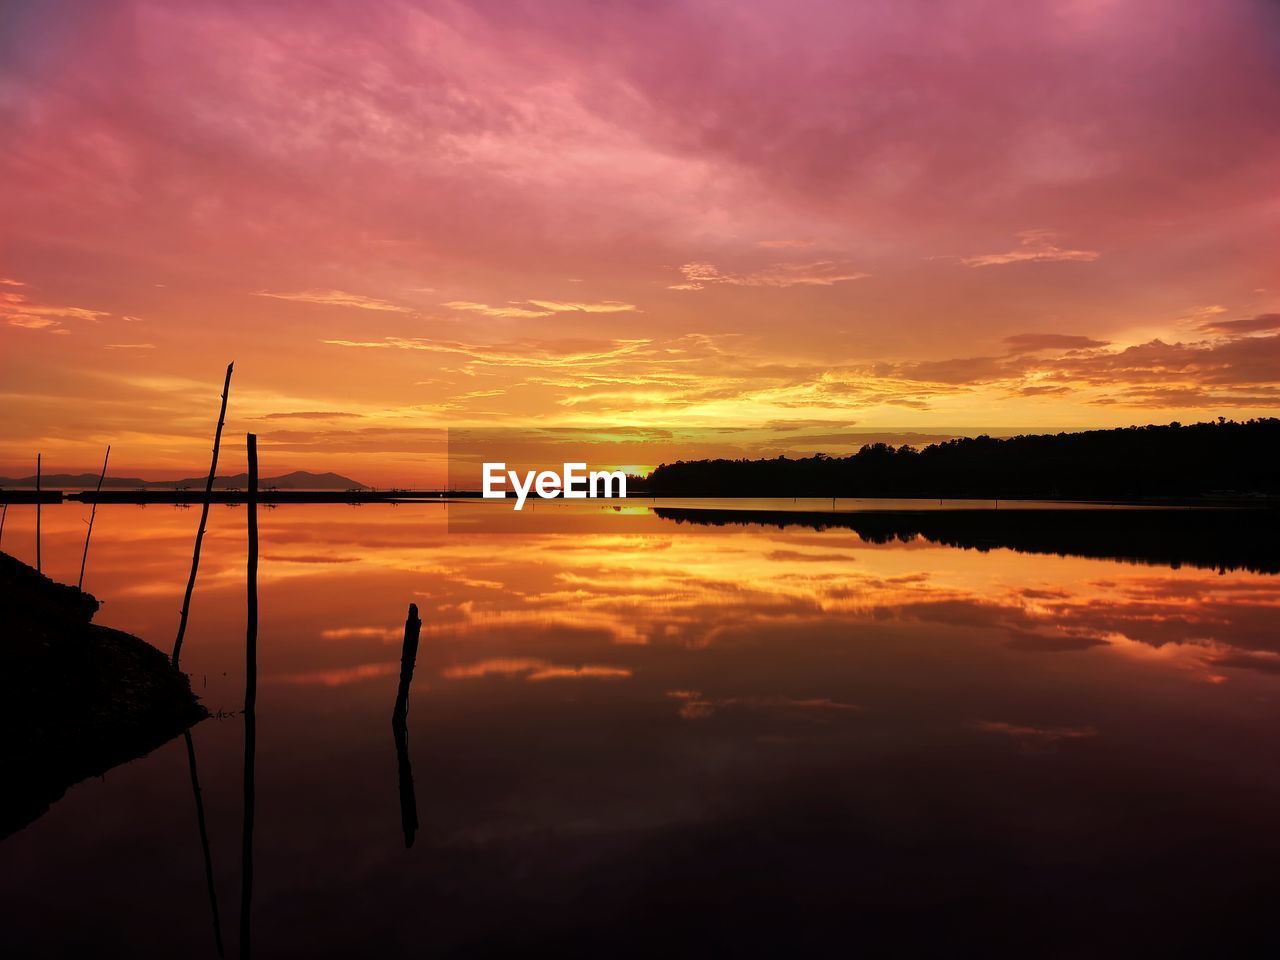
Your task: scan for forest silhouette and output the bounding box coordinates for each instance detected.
[643,419,1280,499]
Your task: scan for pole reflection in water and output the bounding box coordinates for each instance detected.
[183,730,224,957]
[392,603,422,848]
[392,717,419,849]
[239,434,258,959]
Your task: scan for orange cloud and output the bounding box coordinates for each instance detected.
[445,299,638,318]
[7,317,66,332]
[671,261,869,290]
[525,300,638,314]
[960,231,1100,267]
[253,289,412,312]
[1198,313,1280,336]
[445,301,557,318]
[1004,333,1110,352]
[3,287,109,332]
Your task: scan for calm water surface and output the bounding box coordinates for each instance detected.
[2,502,1278,956]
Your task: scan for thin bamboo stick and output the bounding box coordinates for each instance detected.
[78,445,111,591]
[172,363,233,668]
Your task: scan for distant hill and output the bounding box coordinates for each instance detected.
[0,470,367,491]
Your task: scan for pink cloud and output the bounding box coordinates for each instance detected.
[8,0,1275,281]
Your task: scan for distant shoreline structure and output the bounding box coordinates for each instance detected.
[0,469,367,492]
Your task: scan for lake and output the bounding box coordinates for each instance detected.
[2,500,1278,956]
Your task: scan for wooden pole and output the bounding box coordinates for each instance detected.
[35,453,41,573]
[172,362,233,668]
[240,432,258,959]
[0,503,7,550]
[392,603,422,725]
[78,445,111,591]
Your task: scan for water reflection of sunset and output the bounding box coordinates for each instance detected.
[5,501,1280,955]
[5,503,1276,708]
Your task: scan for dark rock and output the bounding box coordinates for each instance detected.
[0,551,209,839]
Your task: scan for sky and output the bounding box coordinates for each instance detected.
[2,0,1279,484]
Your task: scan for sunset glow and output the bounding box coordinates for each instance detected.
[6,8,1280,952]
[3,0,1278,483]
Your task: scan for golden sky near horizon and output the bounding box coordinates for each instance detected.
[2,0,1279,485]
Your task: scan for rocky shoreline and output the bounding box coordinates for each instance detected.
[0,551,208,839]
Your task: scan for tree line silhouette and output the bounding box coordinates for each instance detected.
[642,419,1280,499]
